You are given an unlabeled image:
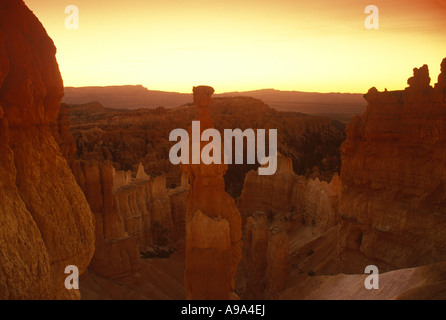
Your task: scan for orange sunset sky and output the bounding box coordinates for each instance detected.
[24,0,446,94]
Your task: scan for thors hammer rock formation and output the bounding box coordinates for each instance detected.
[338,59,446,272]
[0,0,95,299]
[181,86,242,300]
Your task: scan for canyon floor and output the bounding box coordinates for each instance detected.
[80,214,446,300]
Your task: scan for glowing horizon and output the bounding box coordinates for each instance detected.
[24,0,446,94]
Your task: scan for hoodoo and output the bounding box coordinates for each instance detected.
[181,86,243,300]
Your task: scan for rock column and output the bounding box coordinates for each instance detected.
[181,86,242,300]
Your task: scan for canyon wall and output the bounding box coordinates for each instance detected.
[237,152,341,298]
[238,153,340,232]
[291,173,340,233]
[114,166,189,251]
[0,0,95,299]
[338,59,446,272]
[70,160,141,279]
[237,154,296,220]
[70,159,189,278]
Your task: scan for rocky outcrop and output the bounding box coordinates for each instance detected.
[149,175,175,241]
[338,59,446,272]
[71,160,141,279]
[186,210,233,299]
[113,169,133,192]
[168,172,190,245]
[114,177,153,250]
[435,58,446,91]
[241,212,269,299]
[238,153,340,232]
[0,0,95,299]
[182,86,243,300]
[241,213,289,299]
[264,226,290,299]
[277,261,446,300]
[51,104,77,159]
[237,154,296,220]
[70,156,188,278]
[291,173,341,232]
[112,164,188,251]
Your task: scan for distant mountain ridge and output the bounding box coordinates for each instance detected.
[63,85,190,110]
[63,85,367,122]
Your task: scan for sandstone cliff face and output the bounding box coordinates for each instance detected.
[149,175,175,241]
[291,173,340,232]
[237,154,296,220]
[241,212,290,299]
[338,59,446,272]
[0,0,95,299]
[51,103,77,159]
[114,167,188,250]
[238,153,340,233]
[70,160,141,279]
[115,179,153,250]
[241,212,269,299]
[168,172,190,245]
[69,157,189,278]
[186,210,233,299]
[237,153,340,298]
[264,226,290,299]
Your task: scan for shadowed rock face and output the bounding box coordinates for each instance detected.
[241,212,290,299]
[0,0,63,126]
[182,86,243,300]
[238,154,296,220]
[70,160,141,279]
[435,58,446,91]
[238,153,341,232]
[67,154,190,281]
[338,59,446,272]
[0,0,95,299]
